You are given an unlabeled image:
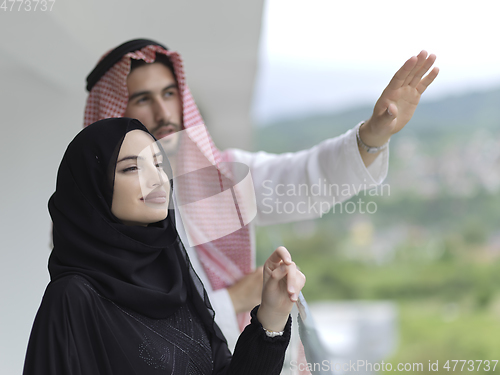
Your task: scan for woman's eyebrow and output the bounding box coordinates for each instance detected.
[117,152,162,163]
[116,155,138,163]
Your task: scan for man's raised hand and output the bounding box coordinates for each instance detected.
[358,50,439,165]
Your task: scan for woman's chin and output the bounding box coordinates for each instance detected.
[147,209,169,223]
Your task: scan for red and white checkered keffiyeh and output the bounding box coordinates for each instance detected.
[84,45,253,329]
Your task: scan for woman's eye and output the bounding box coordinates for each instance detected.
[122,166,138,172]
[156,162,164,168]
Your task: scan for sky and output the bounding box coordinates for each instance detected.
[252,0,500,124]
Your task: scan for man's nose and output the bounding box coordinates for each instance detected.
[153,98,171,124]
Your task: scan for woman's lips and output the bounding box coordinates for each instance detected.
[142,190,167,204]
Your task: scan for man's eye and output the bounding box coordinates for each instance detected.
[136,96,149,104]
[163,91,175,98]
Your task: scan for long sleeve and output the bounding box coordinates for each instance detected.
[23,278,116,375]
[212,306,291,375]
[227,124,389,226]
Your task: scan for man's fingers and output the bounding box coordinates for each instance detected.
[255,266,264,277]
[251,266,264,275]
[409,53,437,88]
[416,66,439,94]
[402,50,428,87]
[386,55,418,90]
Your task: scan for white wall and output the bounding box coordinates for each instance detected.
[0,1,264,372]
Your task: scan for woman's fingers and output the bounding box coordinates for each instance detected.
[268,259,306,303]
[269,262,289,282]
[296,269,306,294]
[263,245,306,303]
[266,246,292,267]
[285,261,297,301]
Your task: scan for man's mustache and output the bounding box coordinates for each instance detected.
[151,122,181,135]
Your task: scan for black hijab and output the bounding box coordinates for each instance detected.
[48,117,216,324]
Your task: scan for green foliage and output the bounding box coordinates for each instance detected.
[387,301,500,374]
[253,86,500,368]
[257,223,500,369]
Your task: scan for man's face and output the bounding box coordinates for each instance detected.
[124,62,182,140]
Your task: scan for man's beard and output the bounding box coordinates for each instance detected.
[152,122,181,157]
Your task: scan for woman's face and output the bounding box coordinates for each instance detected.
[111,130,170,226]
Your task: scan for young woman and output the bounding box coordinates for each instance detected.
[23,117,305,375]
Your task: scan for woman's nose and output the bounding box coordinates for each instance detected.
[141,162,165,188]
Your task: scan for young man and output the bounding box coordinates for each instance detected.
[84,39,438,350]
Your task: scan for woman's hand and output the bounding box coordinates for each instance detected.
[257,246,306,332]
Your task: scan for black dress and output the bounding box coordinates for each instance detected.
[23,118,291,375]
[24,275,291,375]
